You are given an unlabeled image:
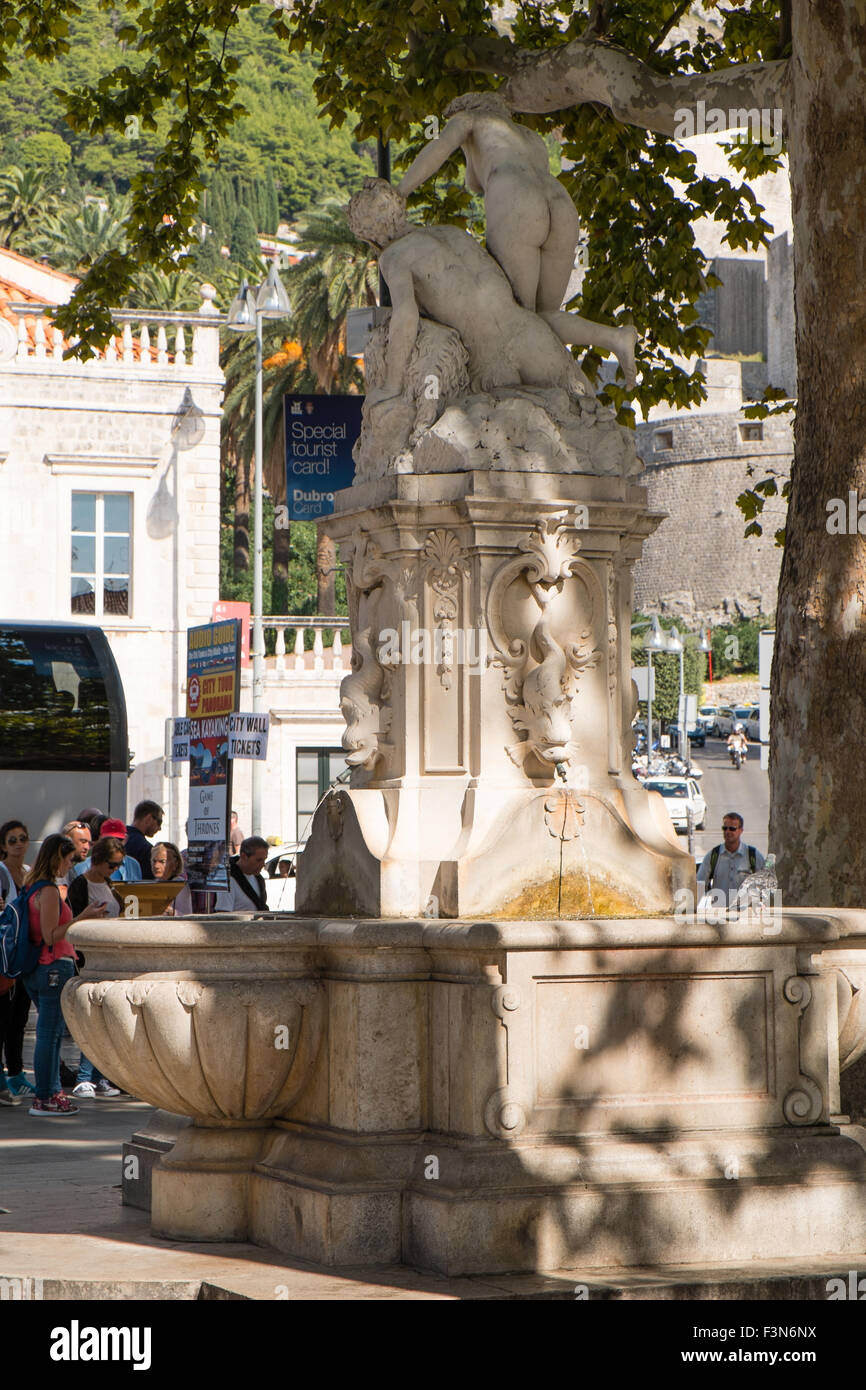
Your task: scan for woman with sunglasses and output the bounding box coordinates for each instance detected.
[0,821,35,1102]
[20,833,107,1117]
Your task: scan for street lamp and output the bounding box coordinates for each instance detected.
[665,626,686,764]
[647,617,667,756]
[699,625,713,687]
[227,265,292,836]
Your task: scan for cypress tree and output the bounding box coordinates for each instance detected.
[266,172,279,233]
[230,205,261,267]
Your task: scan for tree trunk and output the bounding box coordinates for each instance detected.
[273,518,290,614]
[234,451,250,575]
[317,529,336,616]
[770,1,866,905]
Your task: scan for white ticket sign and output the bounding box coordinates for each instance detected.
[172,712,270,762]
[228,712,270,760]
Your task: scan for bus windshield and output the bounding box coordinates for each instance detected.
[0,626,122,771]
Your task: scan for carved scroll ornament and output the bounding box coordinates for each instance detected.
[486,512,602,774]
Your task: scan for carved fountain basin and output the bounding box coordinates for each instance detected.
[62,919,324,1124]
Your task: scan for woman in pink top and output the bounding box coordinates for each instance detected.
[21,834,106,1117]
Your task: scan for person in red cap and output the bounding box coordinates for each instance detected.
[68,818,143,884]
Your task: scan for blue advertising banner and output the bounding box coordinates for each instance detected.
[284,393,362,520]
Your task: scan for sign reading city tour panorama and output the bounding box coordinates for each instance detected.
[284,393,362,520]
[185,620,241,892]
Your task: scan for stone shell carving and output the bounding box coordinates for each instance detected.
[421,528,465,691]
[63,975,325,1123]
[486,512,602,774]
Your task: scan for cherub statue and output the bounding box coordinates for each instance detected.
[347,177,591,410]
[397,90,637,387]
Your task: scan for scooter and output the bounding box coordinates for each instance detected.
[729,744,745,770]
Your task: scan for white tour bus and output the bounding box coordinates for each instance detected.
[0,621,129,850]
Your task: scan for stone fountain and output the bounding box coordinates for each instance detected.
[63,149,866,1278]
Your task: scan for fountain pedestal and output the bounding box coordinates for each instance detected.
[297,470,694,920]
[65,914,866,1274]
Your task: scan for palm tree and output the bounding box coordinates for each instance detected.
[32,193,130,275]
[285,199,377,611]
[221,318,314,612]
[286,196,378,391]
[220,201,376,614]
[0,166,60,251]
[125,265,201,312]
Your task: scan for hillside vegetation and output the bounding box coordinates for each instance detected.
[0,0,373,223]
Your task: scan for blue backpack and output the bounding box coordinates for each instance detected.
[0,880,51,981]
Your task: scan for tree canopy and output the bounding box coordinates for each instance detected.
[3,1,866,905]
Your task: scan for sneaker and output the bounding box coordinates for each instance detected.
[94,1080,121,1099]
[6,1072,35,1097]
[72,1082,96,1099]
[29,1095,79,1117]
[0,1087,17,1107]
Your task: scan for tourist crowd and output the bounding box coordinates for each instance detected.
[0,801,271,1119]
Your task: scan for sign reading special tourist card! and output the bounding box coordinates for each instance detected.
[284,393,362,520]
[186,619,241,718]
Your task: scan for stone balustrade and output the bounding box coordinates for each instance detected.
[2,284,222,373]
[262,616,350,677]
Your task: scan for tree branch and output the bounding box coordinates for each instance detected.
[646,0,692,57]
[489,36,788,137]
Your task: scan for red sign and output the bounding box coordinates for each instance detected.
[188,676,201,714]
[213,601,251,666]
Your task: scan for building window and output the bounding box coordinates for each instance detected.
[654,429,674,451]
[739,422,764,443]
[71,493,132,618]
[296,747,348,842]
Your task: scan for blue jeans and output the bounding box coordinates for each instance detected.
[23,958,76,1101]
[76,1054,105,1086]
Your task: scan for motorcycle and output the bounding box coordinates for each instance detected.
[729,744,745,770]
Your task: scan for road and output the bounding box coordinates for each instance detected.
[684,736,770,863]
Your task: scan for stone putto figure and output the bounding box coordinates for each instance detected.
[397,92,637,384]
[347,177,640,480]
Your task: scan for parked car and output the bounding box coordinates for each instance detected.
[666,719,706,748]
[644,776,707,832]
[697,705,721,732]
[745,705,761,741]
[263,841,304,911]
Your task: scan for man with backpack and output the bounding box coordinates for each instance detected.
[697,812,765,904]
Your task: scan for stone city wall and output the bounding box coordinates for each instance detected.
[633,411,792,622]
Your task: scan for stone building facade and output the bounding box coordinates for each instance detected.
[0,248,346,847]
[0,249,223,841]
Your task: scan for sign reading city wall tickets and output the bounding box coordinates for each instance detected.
[171,713,269,763]
[228,712,270,760]
[185,620,241,893]
[284,393,362,520]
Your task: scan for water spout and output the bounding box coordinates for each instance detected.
[555,760,568,783]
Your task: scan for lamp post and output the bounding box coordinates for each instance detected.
[643,616,667,758]
[666,625,686,764]
[226,264,291,836]
[699,625,712,687]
